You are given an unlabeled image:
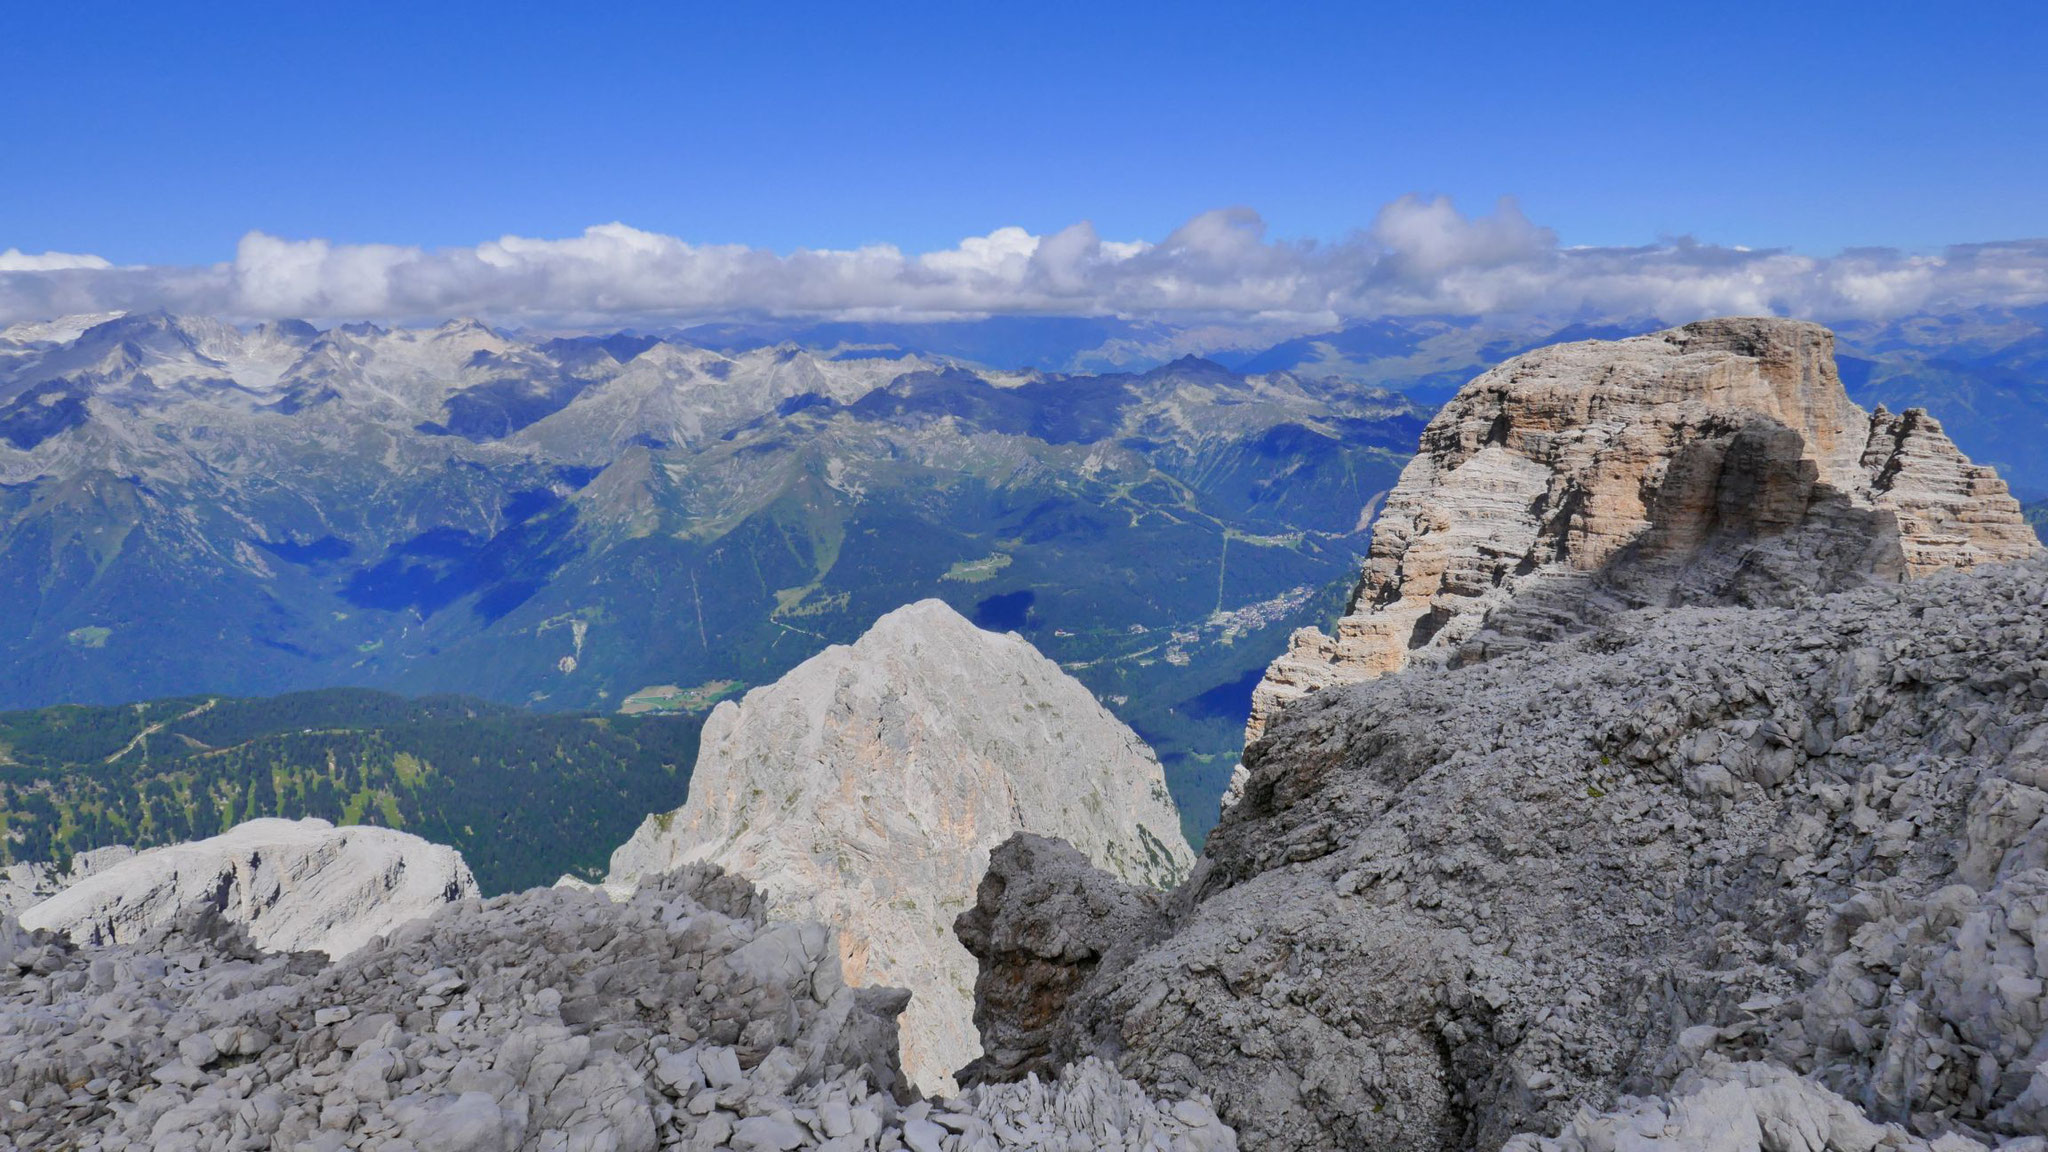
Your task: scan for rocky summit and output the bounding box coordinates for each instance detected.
[16,818,478,959]
[0,866,1237,1151]
[953,313,2048,1152]
[592,599,1195,1095]
[966,558,2048,1151]
[1249,317,2040,741]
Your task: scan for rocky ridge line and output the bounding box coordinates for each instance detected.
[0,844,137,917]
[1249,317,2040,741]
[18,818,478,959]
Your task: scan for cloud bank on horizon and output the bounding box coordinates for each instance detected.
[4,196,2046,331]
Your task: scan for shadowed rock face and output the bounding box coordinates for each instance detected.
[591,599,1195,1095]
[953,834,1175,1086]
[1248,317,2040,742]
[963,561,2048,1152]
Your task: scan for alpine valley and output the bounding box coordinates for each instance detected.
[0,312,1429,844]
[3,315,2047,1152]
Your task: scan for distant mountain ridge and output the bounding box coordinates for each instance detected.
[1,306,2034,835]
[0,311,1426,833]
[642,308,2048,501]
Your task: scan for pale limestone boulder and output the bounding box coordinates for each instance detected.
[1502,1058,1947,1152]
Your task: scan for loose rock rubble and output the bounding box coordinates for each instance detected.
[963,559,2048,1152]
[0,864,1235,1151]
[1503,1053,1969,1152]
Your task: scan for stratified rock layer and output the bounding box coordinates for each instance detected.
[1249,318,2040,741]
[0,867,1237,1151]
[597,599,1194,1094]
[964,559,2048,1152]
[0,845,136,917]
[19,818,477,958]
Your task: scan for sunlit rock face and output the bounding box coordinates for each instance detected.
[1249,316,2039,742]
[597,599,1193,1094]
[19,818,477,958]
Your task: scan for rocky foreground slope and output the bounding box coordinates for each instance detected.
[16,818,478,959]
[1250,317,2040,740]
[0,867,1236,1151]
[955,318,2048,1151]
[593,599,1194,1094]
[965,558,2048,1151]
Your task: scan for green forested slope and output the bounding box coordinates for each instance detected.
[0,688,697,894]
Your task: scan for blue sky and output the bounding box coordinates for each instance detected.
[4,0,2044,266]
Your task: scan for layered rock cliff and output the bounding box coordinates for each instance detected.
[594,599,1195,1094]
[1249,317,2040,741]
[19,818,478,958]
[964,558,2048,1151]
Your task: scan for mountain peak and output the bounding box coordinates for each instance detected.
[1249,316,2042,740]
[595,596,1192,1094]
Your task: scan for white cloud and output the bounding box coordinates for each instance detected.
[0,248,112,272]
[1,199,2045,328]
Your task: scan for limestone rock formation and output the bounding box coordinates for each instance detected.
[954,834,1179,1086]
[0,865,1237,1151]
[19,818,478,958]
[595,598,1195,1095]
[1249,317,2040,741]
[1502,1054,1969,1152]
[0,844,135,917]
[962,559,2048,1151]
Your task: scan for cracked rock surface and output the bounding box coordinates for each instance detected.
[964,559,2048,1152]
[17,819,477,959]
[0,864,1236,1151]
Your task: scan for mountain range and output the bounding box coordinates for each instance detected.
[0,311,1430,836]
[1,308,2043,838]
[692,307,2048,502]
[5,315,2043,1152]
